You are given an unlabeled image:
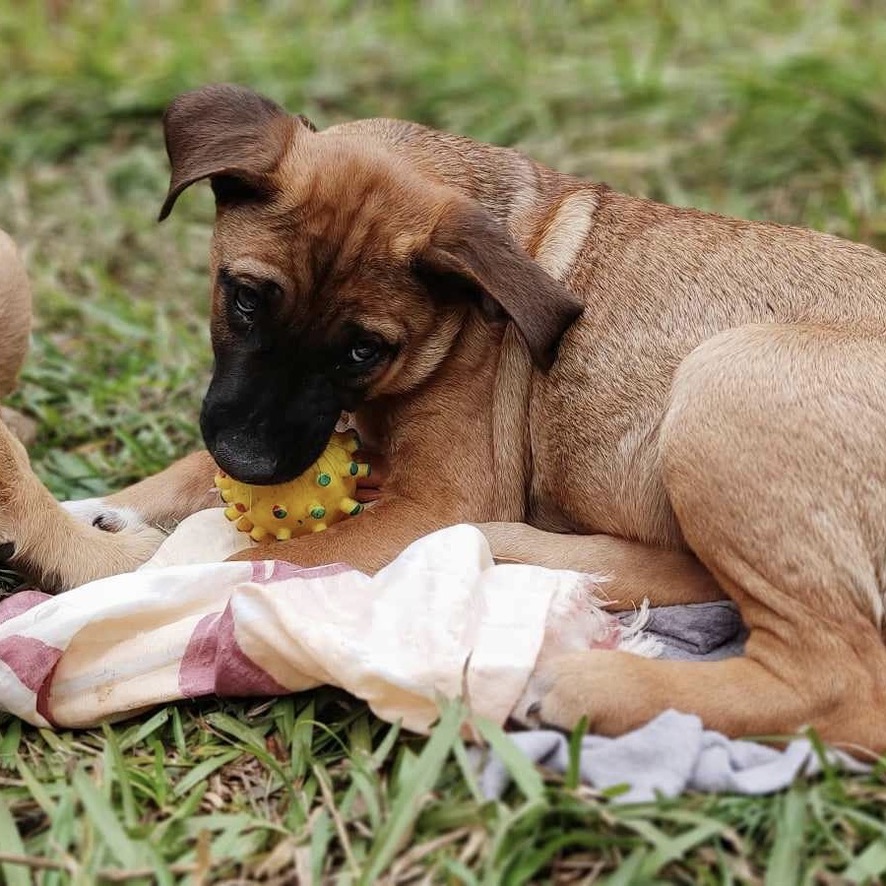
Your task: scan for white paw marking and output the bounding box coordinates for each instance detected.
[61,498,145,533]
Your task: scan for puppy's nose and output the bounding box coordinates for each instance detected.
[211,438,279,485]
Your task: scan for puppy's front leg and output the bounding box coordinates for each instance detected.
[0,420,165,591]
[67,447,388,531]
[106,451,220,528]
[62,450,221,534]
[227,496,450,575]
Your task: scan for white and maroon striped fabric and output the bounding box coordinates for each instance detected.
[0,514,640,733]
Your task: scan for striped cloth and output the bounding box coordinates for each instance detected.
[0,515,643,732]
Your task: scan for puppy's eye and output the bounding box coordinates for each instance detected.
[233,285,259,320]
[347,341,380,365]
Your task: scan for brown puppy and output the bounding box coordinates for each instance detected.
[40,85,886,750]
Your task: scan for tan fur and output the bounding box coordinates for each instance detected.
[143,86,886,750]
[0,232,37,446]
[531,189,599,282]
[0,232,31,399]
[8,83,886,751]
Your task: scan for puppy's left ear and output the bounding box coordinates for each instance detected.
[415,200,583,369]
[158,83,312,221]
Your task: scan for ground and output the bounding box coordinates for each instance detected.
[2,1,886,882]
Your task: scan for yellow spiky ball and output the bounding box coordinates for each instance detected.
[214,431,370,542]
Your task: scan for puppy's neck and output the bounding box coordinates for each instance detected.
[357,311,502,448]
[355,313,530,520]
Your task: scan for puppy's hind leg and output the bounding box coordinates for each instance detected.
[0,419,165,592]
[476,522,725,609]
[531,326,886,751]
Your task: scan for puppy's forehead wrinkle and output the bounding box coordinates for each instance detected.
[320,117,544,231]
[219,135,450,353]
[293,214,400,308]
[281,136,439,227]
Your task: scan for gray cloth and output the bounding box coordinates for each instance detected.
[482,602,867,801]
[482,710,869,803]
[622,600,748,661]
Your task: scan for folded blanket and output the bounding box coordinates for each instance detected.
[627,600,747,661]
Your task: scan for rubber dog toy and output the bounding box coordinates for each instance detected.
[214,431,370,541]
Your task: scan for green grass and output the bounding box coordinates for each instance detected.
[2,0,886,881]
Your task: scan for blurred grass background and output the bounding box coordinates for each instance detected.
[2,1,886,882]
[3,0,886,500]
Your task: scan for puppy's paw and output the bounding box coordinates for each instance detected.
[50,497,167,587]
[103,522,168,572]
[514,652,598,732]
[62,497,146,533]
[47,520,167,592]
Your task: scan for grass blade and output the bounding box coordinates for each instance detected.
[0,796,30,886]
[765,786,807,886]
[172,748,241,798]
[72,767,146,870]
[118,707,170,751]
[360,702,465,884]
[473,717,545,804]
[0,719,22,769]
[844,838,886,883]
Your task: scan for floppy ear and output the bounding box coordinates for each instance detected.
[158,83,309,221]
[414,201,584,369]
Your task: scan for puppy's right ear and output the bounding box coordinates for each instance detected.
[415,199,584,370]
[158,83,310,221]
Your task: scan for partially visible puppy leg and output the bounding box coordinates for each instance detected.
[63,447,389,534]
[0,419,165,592]
[0,407,36,447]
[0,230,167,588]
[477,522,724,609]
[0,231,36,446]
[0,230,31,399]
[226,494,452,574]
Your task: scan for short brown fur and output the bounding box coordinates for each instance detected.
[6,84,886,752]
